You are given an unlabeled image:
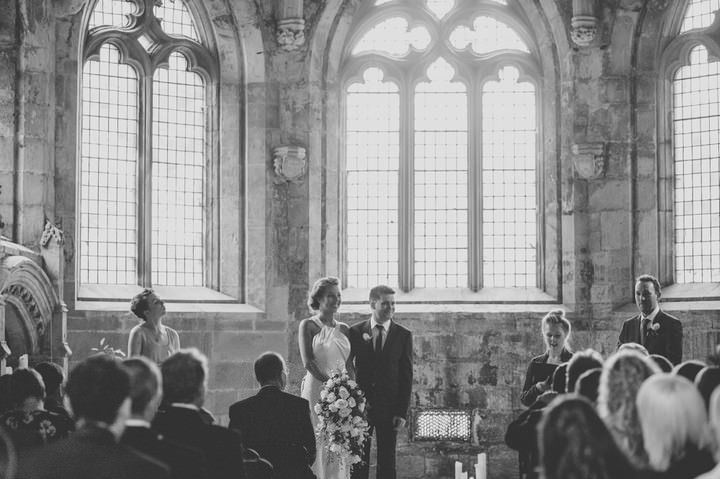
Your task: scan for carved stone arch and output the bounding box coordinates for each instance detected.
[0,256,59,361]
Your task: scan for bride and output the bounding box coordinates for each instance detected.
[299,276,354,479]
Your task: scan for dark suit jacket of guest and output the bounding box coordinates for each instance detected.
[229,386,316,479]
[520,349,573,407]
[349,319,413,422]
[153,405,246,479]
[617,310,683,365]
[122,425,207,479]
[15,425,169,479]
[505,398,547,479]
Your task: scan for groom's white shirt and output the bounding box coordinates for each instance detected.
[370,317,392,351]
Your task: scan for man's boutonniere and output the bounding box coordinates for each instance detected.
[362,333,372,343]
[647,321,660,336]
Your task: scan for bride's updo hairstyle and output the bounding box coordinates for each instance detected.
[308,276,340,311]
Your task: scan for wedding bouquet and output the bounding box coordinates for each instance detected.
[314,370,370,465]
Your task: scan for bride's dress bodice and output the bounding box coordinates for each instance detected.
[311,317,351,375]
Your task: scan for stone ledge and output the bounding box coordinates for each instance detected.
[341,287,558,307]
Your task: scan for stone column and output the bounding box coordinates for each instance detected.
[571,0,599,47]
[277,0,305,51]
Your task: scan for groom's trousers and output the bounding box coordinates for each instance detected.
[352,420,397,479]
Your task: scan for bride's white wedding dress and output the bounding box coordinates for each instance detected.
[300,316,352,479]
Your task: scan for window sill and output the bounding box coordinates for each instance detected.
[76,284,262,314]
[339,287,558,313]
[660,282,720,302]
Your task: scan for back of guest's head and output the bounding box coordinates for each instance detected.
[66,355,130,424]
[161,348,208,405]
[576,368,602,404]
[10,369,45,407]
[254,352,286,385]
[695,367,720,412]
[637,373,708,471]
[551,363,569,394]
[307,277,340,311]
[540,395,635,479]
[369,284,395,302]
[34,362,64,397]
[567,349,603,393]
[707,387,720,457]
[130,288,154,320]
[673,360,706,383]
[597,350,660,467]
[649,354,673,373]
[123,356,162,416]
[618,342,649,356]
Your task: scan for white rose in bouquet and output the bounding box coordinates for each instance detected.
[327,392,336,402]
[334,398,348,410]
[341,423,352,433]
[339,407,352,418]
[347,379,357,388]
[314,404,322,415]
[329,443,342,453]
[327,423,338,433]
[338,387,350,399]
[352,416,362,424]
[320,389,328,400]
[358,401,366,412]
[348,397,356,408]
[329,403,338,413]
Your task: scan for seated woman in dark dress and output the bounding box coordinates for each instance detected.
[637,374,715,479]
[0,368,72,449]
[520,309,573,406]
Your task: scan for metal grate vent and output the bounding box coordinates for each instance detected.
[413,409,472,442]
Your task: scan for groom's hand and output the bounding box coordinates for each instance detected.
[392,416,406,431]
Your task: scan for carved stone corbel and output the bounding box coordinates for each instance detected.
[273,146,307,183]
[571,142,608,180]
[277,0,305,51]
[571,0,599,47]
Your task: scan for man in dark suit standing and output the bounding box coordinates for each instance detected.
[15,355,169,479]
[617,274,683,365]
[153,348,246,479]
[349,285,413,479]
[229,352,316,479]
[122,356,206,479]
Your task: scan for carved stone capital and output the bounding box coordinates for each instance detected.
[571,15,598,47]
[277,18,305,51]
[571,142,608,180]
[40,219,64,247]
[273,146,307,183]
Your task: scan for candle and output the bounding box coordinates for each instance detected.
[18,354,28,369]
[455,461,463,479]
[476,453,487,479]
[4,367,11,375]
[460,473,468,479]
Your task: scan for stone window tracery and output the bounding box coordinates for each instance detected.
[79,0,216,288]
[342,0,541,291]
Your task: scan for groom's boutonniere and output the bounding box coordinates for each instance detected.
[647,321,661,336]
[362,333,372,343]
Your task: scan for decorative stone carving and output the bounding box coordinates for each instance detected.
[273,146,307,183]
[572,143,608,180]
[40,219,64,247]
[277,18,305,51]
[571,0,598,47]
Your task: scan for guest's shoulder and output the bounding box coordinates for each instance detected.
[392,321,412,334]
[658,310,681,324]
[280,390,310,408]
[529,353,549,364]
[622,314,640,324]
[350,320,368,332]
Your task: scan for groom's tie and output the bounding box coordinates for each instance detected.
[374,324,384,352]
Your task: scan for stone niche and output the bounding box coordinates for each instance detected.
[0,231,70,372]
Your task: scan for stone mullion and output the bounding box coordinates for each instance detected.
[137,65,153,288]
[468,77,482,291]
[399,78,414,292]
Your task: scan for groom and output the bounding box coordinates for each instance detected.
[349,285,413,479]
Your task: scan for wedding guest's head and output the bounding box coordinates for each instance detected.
[706,387,720,461]
[539,395,637,479]
[576,368,602,405]
[567,349,603,393]
[254,352,287,390]
[695,367,720,412]
[673,360,706,383]
[618,342,649,356]
[635,274,662,317]
[161,348,208,407]
[35,362,65,403]
[123,356,162,421]
[307,277,341,314]
[597,350,660,468]
[369,285,395,324]
[10,369,45,409]
[649,354,673,373]
[541,309,572,356]
[130,289,166,322]
[637,373,709,472]
[66,355,131,438]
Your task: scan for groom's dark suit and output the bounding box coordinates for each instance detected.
[350,319,413,479]
[617,310,683,365]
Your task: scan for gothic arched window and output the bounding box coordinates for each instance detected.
[79,0,216,288]
[342,0,541,291]
[663,0,720,284]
